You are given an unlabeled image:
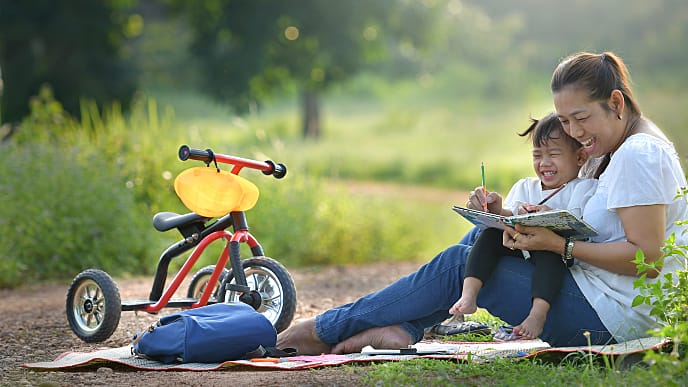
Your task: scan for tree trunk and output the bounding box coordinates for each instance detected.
[302,89,321,139]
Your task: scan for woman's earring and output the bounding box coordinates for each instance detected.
[617,114,622,120]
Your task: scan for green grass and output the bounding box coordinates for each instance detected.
[355,355,687,386]
[352,308,686,385]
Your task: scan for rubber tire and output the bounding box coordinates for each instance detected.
[218,256,296,333]
[186,265,230,300]
[65,269,121,343]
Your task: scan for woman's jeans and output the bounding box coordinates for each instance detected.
[315,227,614,347]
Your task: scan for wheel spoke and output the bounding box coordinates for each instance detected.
[253,273,268,291]
[260,304,279,318]
[263,294,280,303]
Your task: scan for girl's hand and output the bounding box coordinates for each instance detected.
[521,204,552,213]
[516,203,530,215]
[502,224,565,253]
[467,186,503,214]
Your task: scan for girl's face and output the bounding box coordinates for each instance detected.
[553,86,622,158]
[532,135,586,190]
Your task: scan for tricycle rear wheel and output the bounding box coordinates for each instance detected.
[187,265,229,300]
[65,269,121,343]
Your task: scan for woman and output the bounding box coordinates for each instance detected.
[277,51,688,354]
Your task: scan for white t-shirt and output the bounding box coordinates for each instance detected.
[570,133,688,342]
[503,177,598,259]
[504,177,598,216]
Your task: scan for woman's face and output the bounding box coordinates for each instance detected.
[532,135,585,190]
[553,86,621,158]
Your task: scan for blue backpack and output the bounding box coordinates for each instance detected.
[131,302,277,363]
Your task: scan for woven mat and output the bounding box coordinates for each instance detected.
[22,337,668,372]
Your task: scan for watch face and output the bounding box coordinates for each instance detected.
[563,239,575,267]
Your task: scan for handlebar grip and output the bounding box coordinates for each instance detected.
[262,161,287,179]
[178,145,212,162]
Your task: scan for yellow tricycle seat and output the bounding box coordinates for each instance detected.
[173,167,259,217]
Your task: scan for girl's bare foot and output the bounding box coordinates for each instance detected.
[513,314,546,339]
[331,325,413,354]
[513,298,549,339]
[449,296,477,315]
[276,318,332,355]
[449,277,482,315]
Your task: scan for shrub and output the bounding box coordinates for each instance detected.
[241,172,438,267]
[0,143,153,287]
[632,188,688,378]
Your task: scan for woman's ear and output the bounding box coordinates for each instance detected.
[609,89,625,118]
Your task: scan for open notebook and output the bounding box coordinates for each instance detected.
[452,206,598,239]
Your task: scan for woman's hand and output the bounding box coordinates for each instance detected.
[467,186,504,214]
[502,223,565,254]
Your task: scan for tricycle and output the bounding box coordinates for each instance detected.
[66,145,297,343]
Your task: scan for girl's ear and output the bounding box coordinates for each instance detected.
[577,148,589,166]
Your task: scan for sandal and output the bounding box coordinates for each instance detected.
[431,320,491,336]
[493,325,523,341]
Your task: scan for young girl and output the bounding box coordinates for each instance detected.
[450,113,596,340]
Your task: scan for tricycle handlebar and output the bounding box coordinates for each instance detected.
[178,145,287,179]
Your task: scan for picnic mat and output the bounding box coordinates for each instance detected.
[22,337,669,372]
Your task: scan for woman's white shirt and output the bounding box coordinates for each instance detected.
[571,133,688,342]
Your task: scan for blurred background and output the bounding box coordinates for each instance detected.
[1,0,686,288]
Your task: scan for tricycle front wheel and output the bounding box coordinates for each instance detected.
[65,269,121,343]
[218,256,296,333]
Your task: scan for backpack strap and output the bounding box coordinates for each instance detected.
[243,345,298,359]
[130,322,159,356]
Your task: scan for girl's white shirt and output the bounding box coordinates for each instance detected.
[504,177,597,217]
[503,177,598,259]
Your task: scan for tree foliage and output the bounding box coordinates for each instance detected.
[0,0,140,125]
[165,0,441,137]
[1,0,687,132]
[463,0,688,86]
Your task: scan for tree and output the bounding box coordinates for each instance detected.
[167,0,440,139]
[0,0,140,129]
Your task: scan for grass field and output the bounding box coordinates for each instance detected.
[151,82,687,193]
[143,81,687,267]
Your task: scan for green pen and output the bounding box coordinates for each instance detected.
[481,162,488,211]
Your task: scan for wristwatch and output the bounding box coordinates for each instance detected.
[562,237,575,267]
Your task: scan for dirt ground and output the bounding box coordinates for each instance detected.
[1,261,424,386]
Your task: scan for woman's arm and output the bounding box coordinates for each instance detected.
[505,204,666,277]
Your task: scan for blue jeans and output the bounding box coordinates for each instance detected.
[315,227,614,347]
